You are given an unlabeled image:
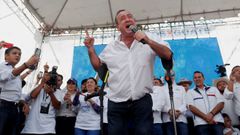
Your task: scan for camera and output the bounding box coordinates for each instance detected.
[215,64,230,77]
[46,66,58,86]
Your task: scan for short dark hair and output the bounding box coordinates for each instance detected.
[232,65,240,72]
[115,9,126,25]
[5,46,21,55]
[193,71,204,78]
[81,79,88,85]
[88,77,97,85]
[222,113,230,119]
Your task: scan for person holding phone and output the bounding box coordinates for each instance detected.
[0,46,39,135]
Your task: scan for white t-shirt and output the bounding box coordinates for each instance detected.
[74,93,100,130]
[99,32,170,102]
[21,89,62,134]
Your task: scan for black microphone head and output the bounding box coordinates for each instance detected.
[129,25,138,33]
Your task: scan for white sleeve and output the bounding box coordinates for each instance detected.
[213,87,224,103]
[152,94,162,111]
[186,91,194,106]
[178,88,187,113]
[99,41,113,64]
[162,89,170,112]
[0,64,16,81]
[223,88,234,100]
[54,90,64,103]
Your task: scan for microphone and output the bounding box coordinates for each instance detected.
[84,91,107,101]
[128,25,146,44]
[165,70,173,86]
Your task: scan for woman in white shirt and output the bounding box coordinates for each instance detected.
[56,78,78,135]
[74,77,100,135]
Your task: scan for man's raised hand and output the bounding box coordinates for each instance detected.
[84,29,95,49]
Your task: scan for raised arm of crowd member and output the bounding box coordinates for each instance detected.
[43,62,49,73]
[12,54,39,76]
[44,84,61,109]
[84,30,101,70]
[226,72,236,92]
[224,66,240,99]
[30,71,49,99]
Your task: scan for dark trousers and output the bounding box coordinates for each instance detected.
[153,123,163,135]
[195,123,224,135]
[186,117,195,135]
[56,116,76,135]
[103,123,108,135]
[21,134,55,135]
[108,94,153,135]
[0,101,18,135]
[163,122,188,135]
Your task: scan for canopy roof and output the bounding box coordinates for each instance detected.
[23,0,240,32]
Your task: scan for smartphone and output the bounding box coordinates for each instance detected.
[37,71,43,79]
[29,48,41,70]
[34,48,41,57]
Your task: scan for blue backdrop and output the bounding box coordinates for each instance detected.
[72,37,223,87]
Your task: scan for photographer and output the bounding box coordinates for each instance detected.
[21,64,63,135]
[0,46,39,135]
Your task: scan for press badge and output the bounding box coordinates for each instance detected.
[40,100,50,114]
[40,91,51,114]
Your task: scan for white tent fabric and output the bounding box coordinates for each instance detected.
[23,0,240,31]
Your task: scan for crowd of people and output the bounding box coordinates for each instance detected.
[1,9,240,135]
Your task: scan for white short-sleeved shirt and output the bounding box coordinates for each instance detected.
[99,33,170,102]
[186,86,224,126]
[75,93,100,130]
[21,89,62,134]
[0,62,22,102]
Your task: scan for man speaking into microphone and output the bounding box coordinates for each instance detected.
[84,9,172,135]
